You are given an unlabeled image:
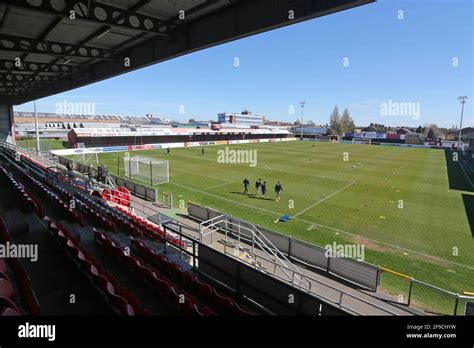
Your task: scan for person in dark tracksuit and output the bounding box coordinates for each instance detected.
[243,178,250,195]
[97,164,102,182]
[202,147,205,155]
[275,181,283,202]
[255,178,262,197]
[261,181,267,199]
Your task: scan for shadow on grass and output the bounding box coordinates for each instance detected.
[444,149,474,192]
[247,196,273,201]
[462,194,474,238]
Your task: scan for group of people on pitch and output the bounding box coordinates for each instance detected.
[242,178,283,201]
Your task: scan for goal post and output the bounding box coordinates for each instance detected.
[352,138,372,145]
[124,156,169,186]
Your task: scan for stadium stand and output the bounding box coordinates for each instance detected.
[0,145,260,316]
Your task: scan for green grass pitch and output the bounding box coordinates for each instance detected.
[70,141,474,304]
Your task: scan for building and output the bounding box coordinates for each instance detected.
[67,127,292,148]
[218,110,265,126]
[397,127,413,135]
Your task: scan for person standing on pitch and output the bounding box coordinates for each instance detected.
[275,181,283,202]
[167,147,170,154]
[261,181,267,199]
[202,147,205,155]
[243,178,250,195]
[255,178,262,197]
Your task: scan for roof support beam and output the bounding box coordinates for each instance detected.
[0,33,116,60]
[1,0,171,37]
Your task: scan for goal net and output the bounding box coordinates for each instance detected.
[352,138,372,145]
[70,152,99,166]
[124,156,169,185]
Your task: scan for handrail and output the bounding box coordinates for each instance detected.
[380,267,412,280]
[200,214,311,290]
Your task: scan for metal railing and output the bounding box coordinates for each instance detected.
[379,267,474,316]
[3,141,473,316]
[200,214,312,290]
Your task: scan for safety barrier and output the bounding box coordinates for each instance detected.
[188,202,380,291]
[379,267,474,316]
[188,201,474,315]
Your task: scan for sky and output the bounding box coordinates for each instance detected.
[15,0,473,128]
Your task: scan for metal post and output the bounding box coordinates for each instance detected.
[163,227,167,254]
[192,242,196,270]
[453,294,459,316]
[457,96,468,149]
[407,279,414,306]
[299,101,305,141]
[117,156,120,176]
[34,100,40,154]
[150,160,153,186]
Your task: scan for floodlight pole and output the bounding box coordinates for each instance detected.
[457,96,468,150]
[300,101,305,140]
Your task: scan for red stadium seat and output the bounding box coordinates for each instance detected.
[0,259,7,273]
[1,307,21,316]
[0,279,15,300]
[0,296,20,313]
[197,305,218,316]
[214,292,235,313]
[234,303,257,316]
[120,287,142,314]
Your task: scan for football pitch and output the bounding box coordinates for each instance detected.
[72,141,474,297]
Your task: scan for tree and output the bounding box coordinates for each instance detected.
[307,120,315,127]
[427,128,434,139]
[415,125,422,133]
[294,119,301,126]
[329,105,341,134]
[340,108,355,133]
[188,118,196,123]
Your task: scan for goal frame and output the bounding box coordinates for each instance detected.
[352,138,372,145]
[124,156,169,186]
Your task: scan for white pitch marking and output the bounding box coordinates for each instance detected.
[292,181,355,218]
[166,181,474,271]
[458,161,474,188]
[202,181,234,191]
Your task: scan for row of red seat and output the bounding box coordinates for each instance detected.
[20,170,84,226]
[0,218,40,316]
[6,161,150,317]
[45,217,149,316]
[115,205,186,248]
[0,167,42,217]
[131,237,256,316]
[94,229,215,316]
[101,186,131,207]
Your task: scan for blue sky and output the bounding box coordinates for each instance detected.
[16,0,473,128]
